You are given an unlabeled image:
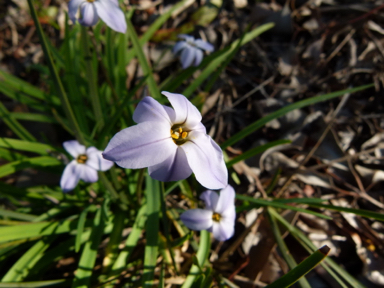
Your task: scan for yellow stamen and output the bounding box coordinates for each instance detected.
[171,132,180,139]
[212,213,221,222]
[77,154,88,164]
[171,126,189,145]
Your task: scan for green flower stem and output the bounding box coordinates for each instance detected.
[26,0,85,144]
[81,26,104,131]
[182,230,211,288]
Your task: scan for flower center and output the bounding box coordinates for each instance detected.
[76,154,88,164]
[86,0,95,2]
[170,125,189,145]
[212,213,221,222]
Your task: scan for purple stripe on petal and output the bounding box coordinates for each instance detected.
[180,45,195,69]
[60,161,82,192]
[200,190,219,211]
[103,121,176,169]
[214,185,235,215]
[148,147,192,182]
[180,209,213,231]
[212,218,234,241]
[80,165,98,183]
[86,147,113,171]
[161,91,202,128]
[63,140,86,158]
[79,3,99,27]
[133,96,172,124]
[94,0,126,33]
[68,0,84,23]
[194,39,214,52]
[182,131,228,189]
[193,49,203,67]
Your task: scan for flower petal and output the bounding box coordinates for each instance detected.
[63,140,86,158]
[79,2,99,27]
[180,209,213,231]
[133,96,173,125]
[86,147,114,171]
[214,185,235,215]
[212,217,235,241]
[68,0,84,23]
[180,45,195,69]
[193,49,203,66]
[200,190,219,211]
[173,41,188,55]
[194,39,214,52]
[94,0,127,33]
[148,147,192,182]
[103,121,176,169]
[80,165,98,183]
[182,131,227,189]
[161,91,202,128]
[60,161,82,192]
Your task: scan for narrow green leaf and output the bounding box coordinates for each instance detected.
[127,18,160,100]
[0,156,62,178]
[0,279,70,287]
[221,84,374,149]
[0,209,37,222]
[270,209,366,288]
[26,0,85,144]
[267,208,311,288]
[182,230,211,288]
[236,195,332,220]
[1,236,55,282]
[226,139,291,168]
[0,102,36,141]
[143,176,161,287]
[109,204,147,279]
[75,206,92,253]
[265,245,330,288]
[0,138,55,155]
[72,202,108,288]
[182,23,274,98]
[10,112,58,124]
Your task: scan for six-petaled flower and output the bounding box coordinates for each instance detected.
[60,140,114,192]
[173,34,214,69]
[102,91,228,190]
[180,185,236,241]
[68,0,127,33]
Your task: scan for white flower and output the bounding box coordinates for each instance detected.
[173,34,214,69]
[180,185,236,241]
[68,0,127,33]
[60,140,114,192]
[102,91,227,190]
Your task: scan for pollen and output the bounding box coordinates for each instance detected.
[212,213,221,222]
[171,126,189,145]
[76,154,88,164]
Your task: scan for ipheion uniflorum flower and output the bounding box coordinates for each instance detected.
[60,140,114,192]
[102,91,228,190]
[180,185,236,241]
[68,0,127,33]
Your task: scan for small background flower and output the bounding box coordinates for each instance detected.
[68,0,127,33]
[180,185,236,241]
[173,34,214,69]
[60,140,113,192]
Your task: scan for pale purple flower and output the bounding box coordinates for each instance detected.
[102,91,227,189]
[68,0,127,33]
[173,34,214,69]
[60,140,114,192]
[180,185,236,241]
